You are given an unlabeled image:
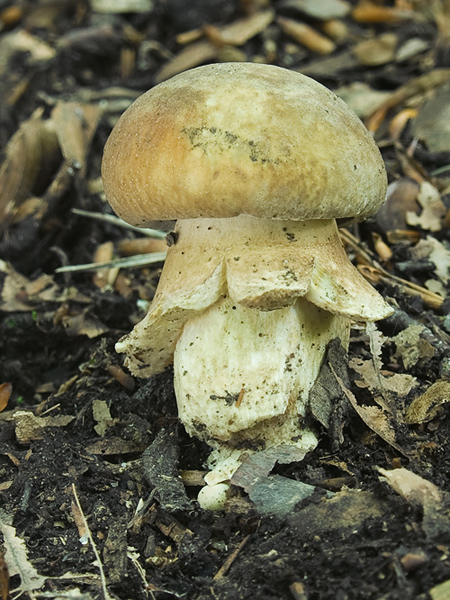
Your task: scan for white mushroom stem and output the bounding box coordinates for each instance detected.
[116,216,392,481]
[175,295,347,483]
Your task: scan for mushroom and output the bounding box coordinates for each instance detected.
[102,63,392,485]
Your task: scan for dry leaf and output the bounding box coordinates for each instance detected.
[351,357,417,396]
[61,310,109,338]
[0,383,12,413]
[412,85,450,152]
[336,82,391,119]
[85,437,147,455]
[0,510,46,595]
[156,11,274,82]
[0,261,92,311]
[278,0,351,20]
[353,32,397,66]
[352,1,414,23]
[0,110,61,226]
[51,101,102,174]
[206,10,274,46]
[92,399,117,436]
[331,367,407,453]
[379,467,450,540]
[0,29,55,76]
[71,501,88,544]
[367,68,450,132]
[392,324,435,370]
[376,178,420,233]
[277,17,336,54]
[351,322,417,396]
[430,579,450,600]
[12,410,74,444]
[378,467,442,506]
[405,380,450,424]
[91,0,153,12]
[406,181,446,232]
[411,236,450,285]
[0,552,8,600]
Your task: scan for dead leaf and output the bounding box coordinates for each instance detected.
[406,181,446,232]
[353,32,398,66]
[205,10,274,46]
[85,437,147,455]
[411,236,450,285]
[366,69,450,132]
[247,474,319,517]
[0,29,55,76]
[51,101,102,174]
[376,178,420,233]
[92,241,117,290]
[231,445,310,491]
[351,356,417,396]
[0,260,92,311]
[331,367,407,454]
[91,0,153,12]
[142,429,192,512]
[405,380,450,424]
[0,383,12,412]
[156,10,273,82]
[71,501,88,544]
[308,339,351,450]
[277,17,336,54]
[378,467,442,507]
[12,410,74,444]
[412,84,450,152]
[0,109,61,227]
[278,0,351,20]
[430,579,450,600]
[0,552,8,600]
[336,82,391,119]
[0,509,46,595]
[92,399,117,436]
[392,324,435,370]
[352,1,414,24]
[61,309,109,338]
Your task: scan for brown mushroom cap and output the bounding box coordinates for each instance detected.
[102,62,387,225]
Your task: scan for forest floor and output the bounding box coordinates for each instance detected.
[1,1,450,599]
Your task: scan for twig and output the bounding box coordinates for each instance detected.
[340,228,443,309]
[213,535,250,580]
[71,484,113,600]
[54,251,167,273]
[72,208,166,239]
[127,549,156,600]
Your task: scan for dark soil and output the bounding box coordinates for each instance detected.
[1,1,450,599]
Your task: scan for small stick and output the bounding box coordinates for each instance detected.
[72,208,166,239]
[235,387,245,408]
[55,251,167,273]
[213,535,250,580]
[71,484,113,600]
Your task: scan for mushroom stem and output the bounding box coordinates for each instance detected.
[115,216,392,482]
[174,294,348,483]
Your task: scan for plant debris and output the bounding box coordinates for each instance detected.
[1,1,450,598]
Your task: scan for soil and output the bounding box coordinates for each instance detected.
[1,1,450,600]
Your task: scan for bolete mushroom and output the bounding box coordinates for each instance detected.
[102,63,392,485]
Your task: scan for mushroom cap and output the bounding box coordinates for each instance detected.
[102,62,387,225]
